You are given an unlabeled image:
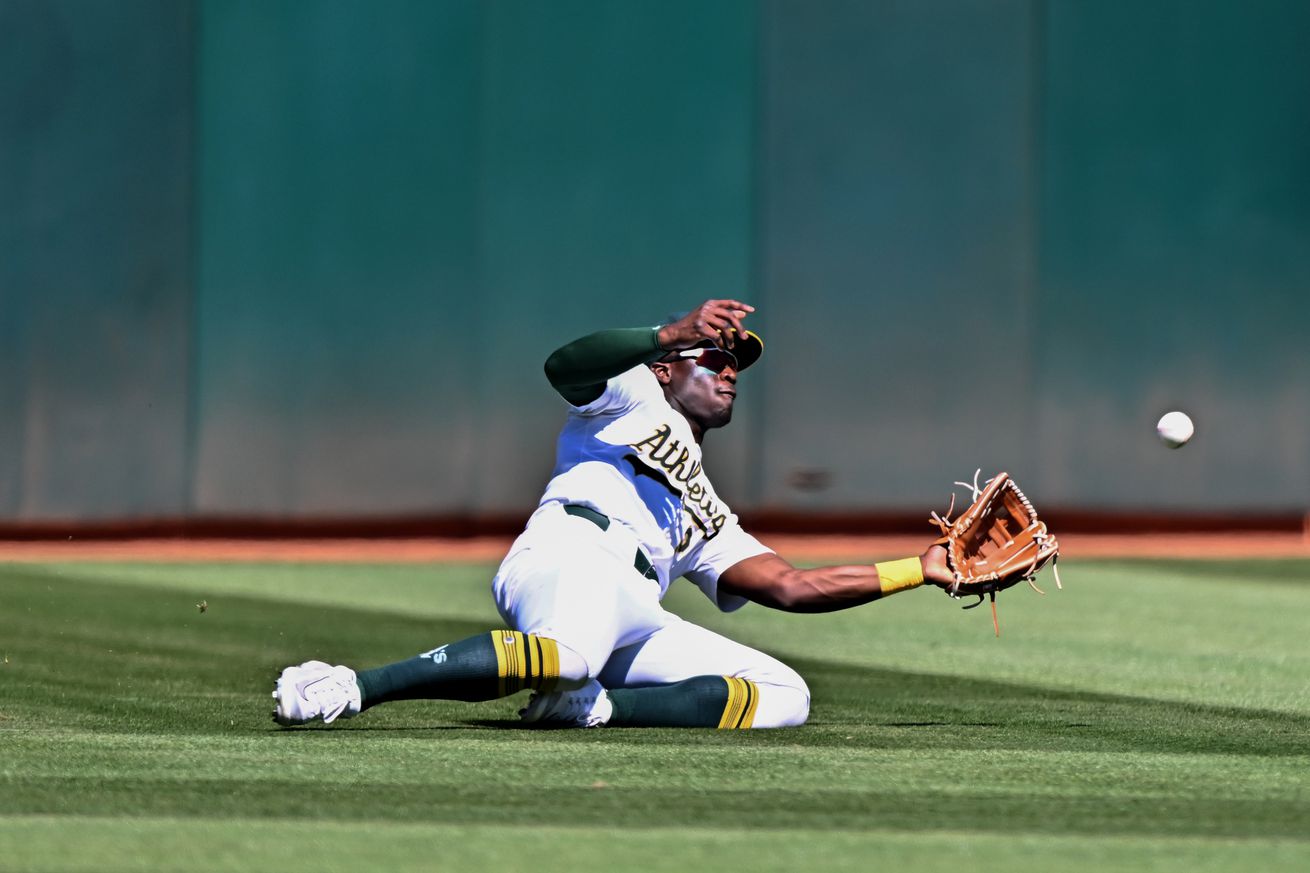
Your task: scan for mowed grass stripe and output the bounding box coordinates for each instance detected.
[1,818,1307,873]
[5,775,1308,839]
[4,733,1306,799]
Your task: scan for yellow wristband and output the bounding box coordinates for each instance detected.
[874,557,925,596]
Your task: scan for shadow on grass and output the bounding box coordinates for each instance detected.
[5,566,1308,761]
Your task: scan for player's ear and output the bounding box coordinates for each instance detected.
[649,361,673,385]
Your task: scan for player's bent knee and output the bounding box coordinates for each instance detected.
[751,678,810,728]
[729,660,810,728]
[548,639,592,688]
[730,663,809,729]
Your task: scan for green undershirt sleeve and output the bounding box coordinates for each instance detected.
[543,326,666,406]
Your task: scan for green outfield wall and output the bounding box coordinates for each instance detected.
[1,0,194,520]
[3,0,1307,523]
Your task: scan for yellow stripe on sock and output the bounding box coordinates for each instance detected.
[491,630,525,697]
[717,678,736,728]
[723,671,765,728]
[738,679,759,729]
[494,631,562,696]
[533,636,561,692]
[716,677,761,729]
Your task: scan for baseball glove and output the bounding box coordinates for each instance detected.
[929,470,1061,634]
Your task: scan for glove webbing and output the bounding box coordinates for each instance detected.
[932,470,1062,636]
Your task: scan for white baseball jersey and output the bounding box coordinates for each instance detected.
[535,364,772,611]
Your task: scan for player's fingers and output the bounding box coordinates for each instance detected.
[716,300,752,321]
[705,302,751,342]
[709,299,754,314]
[702,309,733,343]
[723,309,748,340]
[683,300,752,348]
[703,312,742,348]
[705,309,746,345]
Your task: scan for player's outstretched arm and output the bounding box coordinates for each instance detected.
[717,545,952,613]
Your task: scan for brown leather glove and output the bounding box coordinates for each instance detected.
[930,471,1061,632]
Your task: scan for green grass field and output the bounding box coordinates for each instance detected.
[2,556,1308,872]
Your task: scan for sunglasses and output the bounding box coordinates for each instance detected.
[672,346,739,374]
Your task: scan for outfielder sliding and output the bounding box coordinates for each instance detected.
[273,300,1035,729]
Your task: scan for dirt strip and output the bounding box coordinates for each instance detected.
[0,532,1306,563]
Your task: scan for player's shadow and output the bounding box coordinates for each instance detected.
[784,655,1310,756]
[327,651,1310,758]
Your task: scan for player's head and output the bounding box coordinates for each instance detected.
[649,342,743,440]
[648,310,764,441]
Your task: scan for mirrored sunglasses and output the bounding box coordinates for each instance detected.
[674,347,738,374]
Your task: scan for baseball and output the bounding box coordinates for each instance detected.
[1155,411,1194,448]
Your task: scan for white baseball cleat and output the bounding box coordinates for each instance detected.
[272,660,362,726]
[519,679,612,728]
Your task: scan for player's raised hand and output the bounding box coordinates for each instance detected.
[658,299,755,350]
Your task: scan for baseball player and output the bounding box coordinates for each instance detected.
[274,300,955,729]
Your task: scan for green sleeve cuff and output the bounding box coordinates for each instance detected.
[544,326,664,406]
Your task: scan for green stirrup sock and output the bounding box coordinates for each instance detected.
[356,631,560,708]
[607,676,760,729]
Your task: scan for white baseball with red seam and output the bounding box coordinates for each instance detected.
[1155,411,1194,448]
